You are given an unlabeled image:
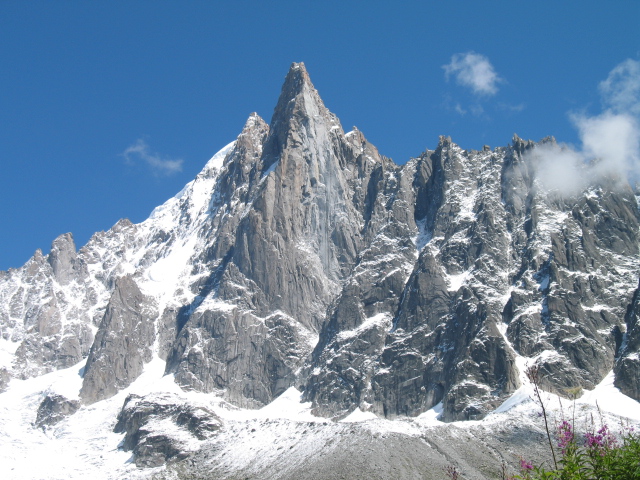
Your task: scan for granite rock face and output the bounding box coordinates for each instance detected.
[113,392,221,467]
[615,278,640,399]
[48,232,89,285]
[34,393,81,428]
[0,234,96,382]
[1,63,639,426]
[165,64,384,407]
[0,367,10,392]
[303,130,638,420]
[80,275,156,404]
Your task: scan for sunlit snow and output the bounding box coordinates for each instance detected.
[2,344,639,480]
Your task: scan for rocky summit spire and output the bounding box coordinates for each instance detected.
[277,62,313,105]
[242,111,266,132]
[273,62,329,113]
[223,61,358,330]
[271,62,320,124]
[235,112,269,161]
[262,62,339,169]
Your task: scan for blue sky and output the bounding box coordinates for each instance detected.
[1,1,639,271]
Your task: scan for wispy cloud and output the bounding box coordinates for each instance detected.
[454,103,466,116]
[122,138,183,175]
[498,102,526,114]
[598,58,640,116]
[443,52,502,96]
[469,104,485,117]
[527,58,640,194]
[526,143,588,196]
[452,102,485,117]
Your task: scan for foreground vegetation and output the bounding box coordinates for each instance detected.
[515,366,640,479]
[445,365,640,479]
[513,420,640,479]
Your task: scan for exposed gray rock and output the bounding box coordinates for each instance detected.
[503,179,639,397]
[13,321,94,376]
[309,139,522,420]
[230,62,362,330]
[34,393,80,428]
[113,392,221,467]
[166,63,373,407]
[307,129,638,420]
[615,278,640,400]
[157,307,180,362]
[0,234,97,384]
[80,275,156,404]
[48,233,88,285]
[169,300,314,408]
[0,367,10,392]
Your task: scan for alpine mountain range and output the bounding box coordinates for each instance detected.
[1,62,639,479]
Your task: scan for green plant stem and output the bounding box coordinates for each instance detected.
[526,365,557,470]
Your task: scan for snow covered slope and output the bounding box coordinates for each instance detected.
[1,351,639,479]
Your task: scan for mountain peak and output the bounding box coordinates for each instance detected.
[242,112,267,132]
[282,62,310,91]
[262,62,338,167]
[272,61,319,117]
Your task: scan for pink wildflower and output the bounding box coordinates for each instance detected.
[520,458,534,471]
[585,424,617,455]
[557,420,574,454]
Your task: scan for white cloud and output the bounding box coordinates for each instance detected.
[527,58,640,194]
[454,103,466,116]
[573,111,639,181]
[498,103,526,114]
[598,58,640,115]
[122,139,183,175]
[526,143,588,196]
[443,52,502,96]
[453,102,485,117]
